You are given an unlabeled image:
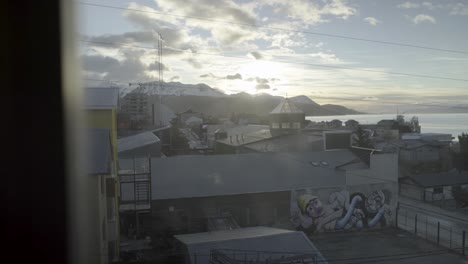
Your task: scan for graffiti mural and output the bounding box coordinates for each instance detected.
[290,188,392,234]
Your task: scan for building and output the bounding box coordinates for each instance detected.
[86,129,119,264]
[174,227,326,264]
[214,124,272,154]
[120,87,175,128]
[269,98,306,136]
[85,87,120,165]
[118,131,161,158]
[141,150,398,235]
[400,169,468,202]
[178,109,203,126]
[84,87,120,263]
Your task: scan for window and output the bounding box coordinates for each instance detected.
[271,122,280,129]
[433,187,443,194]
[281,122,290,129]
[292,122,301,129]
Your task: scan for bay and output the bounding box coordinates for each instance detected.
[306,113,468,140]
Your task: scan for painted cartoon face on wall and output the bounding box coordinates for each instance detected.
[365,190,384,214]
[290,188,393,233]
[306,197,325,218]
[297,194,325,218]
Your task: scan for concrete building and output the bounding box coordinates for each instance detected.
[175,227,326,264]
[120,88,175,128]
[213,124,272,154]
[84,87,120,263]
[86,129,119,264]
[140,150,399,235]
[400,169,468,202]
[178,109,203,126]
[269,98,306,136]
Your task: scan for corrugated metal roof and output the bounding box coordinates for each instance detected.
[150,150,358,200]
[410,169,468,187]
[244,133,323,152]
[118,131,160,153]
[84,87,119,109]
[175,227,325,264]
[270,98,303,114]
[175,227,294,245]
[86,128,112,175]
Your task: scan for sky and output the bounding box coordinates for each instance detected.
[78,0,468,113]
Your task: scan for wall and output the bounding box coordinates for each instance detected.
[151,192,291,233]
[400,183,424,201]
[86,109,119,261]
[86,109,118,169]
[290,183,396,235]
[400,146,439,162]
[149,182,397,235]
[345,153,398,185]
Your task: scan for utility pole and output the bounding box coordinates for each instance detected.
[156,32,164,127]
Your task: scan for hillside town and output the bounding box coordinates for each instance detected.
[84,86,468,264]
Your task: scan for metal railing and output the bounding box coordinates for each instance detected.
[209,249,320,264]
[397,207,467,255]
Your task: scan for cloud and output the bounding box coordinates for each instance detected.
[421,2,435,10]
[248,51,263,60]
[184,57,203,69]
[81,55,120,73]
[364,17,381,26]
[412,14,436,24]
[148,61,169,71]
[363,96,379,101]
[255,83,271,90]
[169,76,180,81]
[200,73,217,78]
[226,73,242,80]
[450,3,468,16]
[200,72,242,80]
[259,0,357,26]
[245,77,269,84]
[397,2,420,9]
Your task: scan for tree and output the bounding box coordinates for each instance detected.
[459,132,468,153]
[452,187,468,208]
[354,125,374,148]
[454,132,468,171]
[164,118,190,156]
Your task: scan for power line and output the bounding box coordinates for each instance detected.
[78,2,468,55]
[79,40,468,82]
[84,77,468,110]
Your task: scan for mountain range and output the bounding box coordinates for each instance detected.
[119,81,363,116]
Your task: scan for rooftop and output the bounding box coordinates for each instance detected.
[118,131,160,153]
[175,226,295,245]
[175,227,325,264]
[244,133,323,152]
[270,98,304,114]
[406,169,468,187]
[84,87,119,109]
[150,150,361,200]
[215,125,272,146]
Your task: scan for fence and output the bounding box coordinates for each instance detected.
[209,249,320,264]
[397,207,467,256]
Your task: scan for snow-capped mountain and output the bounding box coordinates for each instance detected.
[119,81,227,98]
